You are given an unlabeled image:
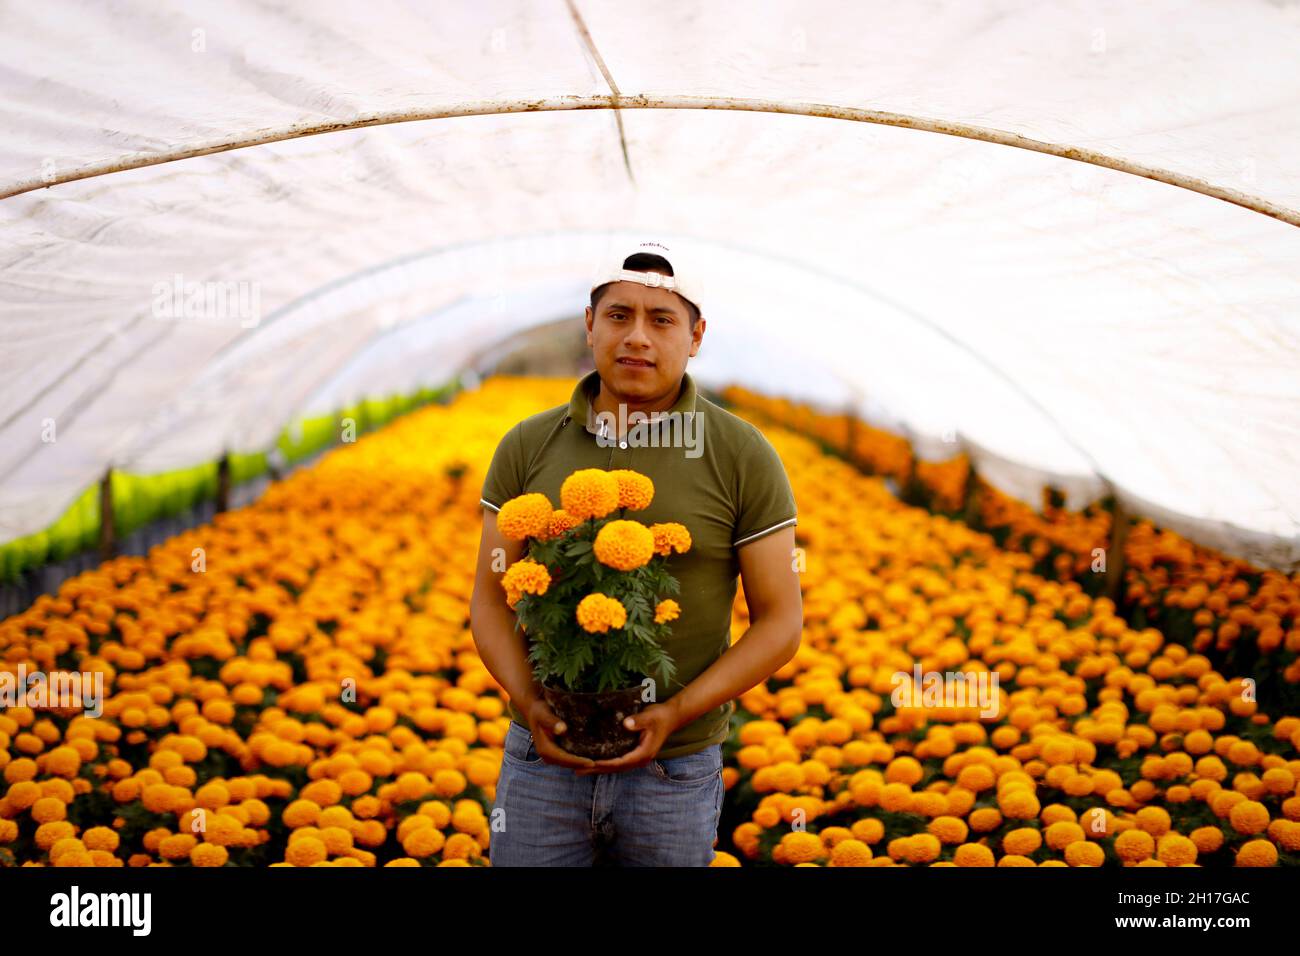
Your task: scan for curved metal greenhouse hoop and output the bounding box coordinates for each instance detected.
[3,95,1297,229]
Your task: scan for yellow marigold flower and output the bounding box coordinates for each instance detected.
[443,832,481,860]
[45,746,81,778]
[609,470,654,510]
[649,522,692,557]
[878,782,913,813]
[710,851,742,867]
[905,833,942,863]
[496,493,554,540]
[301,778,342,807]
[6,780,40,810]
[780,831,826,864]
[1135,805,1172,837]
[830,839,873,866]
[998,788,1040,820]
[968,807,1004,832]
[191,843,228,867]
[1065,841,1105,866]
[886,756,923,786]
[159,834,197,860]
[338,769,372,797]
[434,769,467,798]
[283,799,321,828]
[500,559,551,609]
[286,836,328,867]
[956,764,995,792]
[928,816,968,844]
[1190,826,1224,854]
[50,838,87,865]
[560,469,620,521]
[83,826,120,852]
[1044,821,1086,850]
[1228,799,1270,835]
[593,520,656,571]
[31,796,66,824]
[576,593,627,634]
[403,826,446,858]
[35,821,76,851]
[1270,820,1300,851]
[1115,828,1154,862]
[203,813,244,847]
[752,806,781,828]
[1156,833,1198,866]
[321,826,353,855]
[654,600,681,625]
[549,510,582,537]
[953,843,996,867]
[1002,827,1042,856]
[1235,839,1278,867]
[419,800,452,829]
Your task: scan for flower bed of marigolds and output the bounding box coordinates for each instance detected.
[1,376,1297,867]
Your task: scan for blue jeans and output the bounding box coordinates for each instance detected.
[489,720,725,866]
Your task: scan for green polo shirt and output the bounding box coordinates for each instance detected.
[480,369,798,759]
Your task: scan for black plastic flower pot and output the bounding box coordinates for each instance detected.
[541,681,646,760]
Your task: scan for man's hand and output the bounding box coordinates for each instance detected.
[572,700,681,776]
[523,697,597,770]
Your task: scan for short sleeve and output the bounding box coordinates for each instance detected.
[480,423,525,513]
[732,429,798,547]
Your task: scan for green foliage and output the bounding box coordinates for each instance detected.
[513,515,682,694]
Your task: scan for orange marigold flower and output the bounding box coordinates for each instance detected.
[830,838,873,866]
[593,520,656,571]
[953,843,996,867]
[1228,799,1270,835]
[549,510,582,538]
[286,836,328,867]
[1115,828,1155,862]
[1156,833,1198,866]
[560,469,620,521]
[649,522,692,557]
[31,796,67,824]
[500,559,551,609]
[576,594,627,634]
[654,600,681,625]
[1235,839,1278,867]
[779,831,826,864]
[191,843,229,867]
[496,493,555,540]
[1002,827,1042,856]
[609,470,654,511]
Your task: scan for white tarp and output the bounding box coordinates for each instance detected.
[1,0,1298,570]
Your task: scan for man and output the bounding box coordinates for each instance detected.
[470,239,803,866]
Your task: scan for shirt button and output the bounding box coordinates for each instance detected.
[619,441,627,449]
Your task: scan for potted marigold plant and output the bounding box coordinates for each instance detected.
[495,467,692,759]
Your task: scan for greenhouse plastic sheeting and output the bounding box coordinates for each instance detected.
[1,0,1298,571]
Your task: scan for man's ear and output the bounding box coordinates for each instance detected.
[585,306,594,346]
[689,317,705,357]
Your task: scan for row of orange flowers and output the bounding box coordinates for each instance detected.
[2,375,1297,868]
[720,385,1300,694]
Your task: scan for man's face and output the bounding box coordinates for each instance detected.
[585,275,705,402]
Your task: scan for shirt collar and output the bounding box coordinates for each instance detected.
[565,369,698,436]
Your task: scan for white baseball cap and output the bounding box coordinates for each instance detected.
[589,238,705,316]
